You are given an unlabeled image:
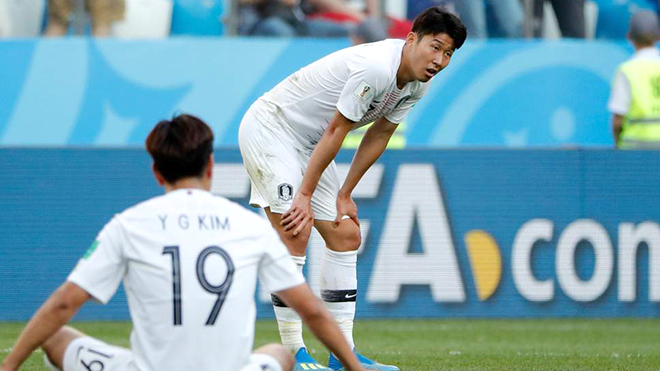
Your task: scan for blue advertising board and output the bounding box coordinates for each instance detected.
[0,148,658,320]
[0,38,632,147]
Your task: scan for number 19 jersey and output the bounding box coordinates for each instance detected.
[67,189,304,371]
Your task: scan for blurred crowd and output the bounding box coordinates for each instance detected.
[0,0,658,40]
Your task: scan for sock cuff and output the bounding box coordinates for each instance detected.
[322,289,357,302]
[323,248,358,265]
[271,294,288,307]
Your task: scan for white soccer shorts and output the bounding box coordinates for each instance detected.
[47,336,137,371]
[238,109,340,221]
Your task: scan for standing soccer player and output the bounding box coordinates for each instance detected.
[238,6,467,371]
[0,115,363,371]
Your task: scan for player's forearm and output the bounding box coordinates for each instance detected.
[300,115,352,196]
[278,284,363,370]
[3,288,80,368]
[301,305,362,371]
[340,124,392,197]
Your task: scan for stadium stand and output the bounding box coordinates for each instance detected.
[0,0,658,39]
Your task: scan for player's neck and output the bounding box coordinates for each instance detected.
[164,177,211,193]
[397,47,414,89]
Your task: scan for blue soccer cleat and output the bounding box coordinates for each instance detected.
[328,349,399,371]
[294,347,333,371]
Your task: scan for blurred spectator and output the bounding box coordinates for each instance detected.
[454,0,523,38]
[45,0,125,37]
[350,17,388,44]
[531,0,585,38]
[309,0,415,39]
[608,10,660,148]
[237,0,414,39]
[237,0,353,37]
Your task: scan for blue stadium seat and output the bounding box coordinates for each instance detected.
[170,0,224,36]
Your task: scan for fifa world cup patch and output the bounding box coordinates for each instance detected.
[278,183,293,201]
[352,80,375,102]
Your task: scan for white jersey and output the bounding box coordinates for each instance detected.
[250,39,430,153]
[67,189,304,371]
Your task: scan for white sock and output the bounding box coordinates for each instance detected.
[273,255,306,353]
[320,248,357,350]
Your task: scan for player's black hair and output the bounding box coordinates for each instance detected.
[411,6,467,50]
[146,114,214,184]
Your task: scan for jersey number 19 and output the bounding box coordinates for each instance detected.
[162,245,235,326]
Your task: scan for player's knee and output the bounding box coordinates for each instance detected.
[281,231,311,256]
[325,220,361,252]
[255,343,294,371]
[342,223,362,252]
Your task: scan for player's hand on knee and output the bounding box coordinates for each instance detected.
[281,193,313,236]
[334,194,360,228]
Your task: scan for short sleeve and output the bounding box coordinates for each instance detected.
[385,83,429,124]
[336,62,389,122]
[258,229,305,293]
[67,216,127,304]
[608,70,631,115]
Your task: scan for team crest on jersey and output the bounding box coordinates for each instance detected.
[353,80,375,102]
[277,183,293,201]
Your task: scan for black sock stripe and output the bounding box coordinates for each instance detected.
[321,289,357,303]
[271,294,288,307]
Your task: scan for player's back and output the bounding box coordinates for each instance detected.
[74,189,294,371]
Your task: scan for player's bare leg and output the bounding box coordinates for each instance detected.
[264,208,331,371]
[42,326,85,370]
[315,219,399,371]
[265,207,312,257]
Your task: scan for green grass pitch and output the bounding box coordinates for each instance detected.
[1,319,659,370]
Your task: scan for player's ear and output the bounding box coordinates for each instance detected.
[405,32,416,45]
[152,163,166,186]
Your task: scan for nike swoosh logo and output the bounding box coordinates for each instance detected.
[345,293,357,299]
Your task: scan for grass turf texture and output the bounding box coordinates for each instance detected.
[1,319,659,370]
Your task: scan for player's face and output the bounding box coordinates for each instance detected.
[409,33,456,82]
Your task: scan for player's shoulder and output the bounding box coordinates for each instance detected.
[114,190,274,236]
[117,192,170,219]
[346,39,404,75]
